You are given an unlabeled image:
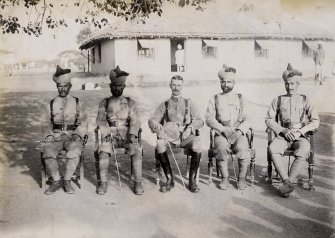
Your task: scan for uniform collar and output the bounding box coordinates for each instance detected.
[170,94,183,102]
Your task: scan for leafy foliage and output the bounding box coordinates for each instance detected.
[0,0,211,37]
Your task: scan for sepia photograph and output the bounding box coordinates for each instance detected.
[0,0,334,237]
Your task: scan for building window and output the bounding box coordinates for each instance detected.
[302,40,314,57]
[254,41,268,58]
[137,39,156,59]
[202,39,219,59]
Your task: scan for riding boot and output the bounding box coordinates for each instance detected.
[188,152,201,193]
[157,152,174,193]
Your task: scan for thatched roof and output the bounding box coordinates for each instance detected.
[80,3,334,50]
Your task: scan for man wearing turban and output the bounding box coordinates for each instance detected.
[266,64,319,197]
[205,65,252,190]
[41,65,88,195]
[95,66,144,195]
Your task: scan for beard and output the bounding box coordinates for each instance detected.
[221,86,233,93]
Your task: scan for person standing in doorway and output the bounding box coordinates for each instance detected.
[175,44,185,72]
[313,42,325,85]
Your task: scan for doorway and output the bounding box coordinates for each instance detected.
[170,39,186,72]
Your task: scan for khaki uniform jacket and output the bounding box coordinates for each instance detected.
[148,96,204,133]
[41,95,88,139]
[265,94,320,136]
[96,96,141,139]
[205,92,251,135]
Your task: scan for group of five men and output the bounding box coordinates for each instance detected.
[41,63,319,198]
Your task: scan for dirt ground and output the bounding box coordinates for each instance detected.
[0,76,334,238]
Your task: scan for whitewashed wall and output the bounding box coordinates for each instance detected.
[89,38,335,82]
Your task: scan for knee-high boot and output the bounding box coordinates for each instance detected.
[157,152,174,193]
[189,151,201,193]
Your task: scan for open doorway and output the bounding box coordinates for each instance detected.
[170,39,185,72]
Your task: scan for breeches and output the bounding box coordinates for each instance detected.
[269,136,310,159]
[214,134,250,161]
[43,138,82,159]
[99,140,142,158]
[156,135,202,153]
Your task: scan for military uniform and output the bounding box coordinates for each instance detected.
[205,66,251,190]
[41,65,88,195]
[96,66,143,195]
[265,64,320,196]
[148,77,204,193]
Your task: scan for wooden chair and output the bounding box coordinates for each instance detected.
[267,129,315,190]
[155,130,200,186]
[94,126,143,184]
[207,128,256,186]
[40,135,88,189]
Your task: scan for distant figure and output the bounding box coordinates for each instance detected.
[175,44,185,72]
[313,42,325,85]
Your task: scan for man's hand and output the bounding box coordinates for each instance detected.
[129,134,138,144]
[221,127,234,139]
[45,135,54,142]
[182,127,192,140]
[227,130,242,145]
[153,124,163,133]
[280,129,295,142]
[104,134,112,143]
[72,134,82,142]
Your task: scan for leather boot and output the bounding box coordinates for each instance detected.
[97,182,108,195]
[44,180,62,195]
[64,180,75,194]
[157,152,174,193]
[188,152,201,193]
[279,179,295,195]
[217,160,229,190]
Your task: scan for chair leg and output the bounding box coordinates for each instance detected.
[208,157,214,184]
[267,149,272,184]
[249,157,255,187]
[308,150,315,191]
[79,153,84,189]
[40,152,46,189]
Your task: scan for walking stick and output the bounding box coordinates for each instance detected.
[166,141,187,191]
[111,133,122,191]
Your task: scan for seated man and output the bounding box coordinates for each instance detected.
[96,66,143,195]
[205,65,252,190]
[148,75,204,193]
[266,63,320,197]
[41,65,88,195]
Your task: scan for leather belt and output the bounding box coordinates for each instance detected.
[220,120,240,127]
[108,120,129,127]
[53,124,77,131]
[282,122,304,129]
